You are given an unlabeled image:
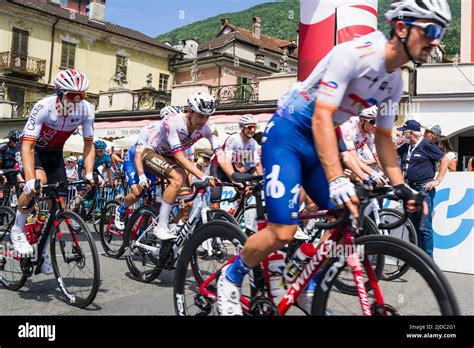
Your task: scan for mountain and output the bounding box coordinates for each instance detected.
[156,0,461,58]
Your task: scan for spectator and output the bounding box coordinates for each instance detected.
[65,156,78,181]
[397,120,449,258]
[468,157,474,172]
[437,136,457,171]
[423,124,442,144]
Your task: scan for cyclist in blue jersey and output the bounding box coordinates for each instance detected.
[78,140,113,184]
[217,0,451,315]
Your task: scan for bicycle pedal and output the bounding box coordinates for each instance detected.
[249,295,278,316]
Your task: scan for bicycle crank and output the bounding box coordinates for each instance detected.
[194,294,212,316]
[249,294,279,316]
[371,303,399,316]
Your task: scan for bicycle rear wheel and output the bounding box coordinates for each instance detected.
[174,220,250,316]
[0,206,27,291]
[50,211,100,308]
[312,235,459,315]
[99,200,126,258]
[92,198,107,235]
[124,205,162,283]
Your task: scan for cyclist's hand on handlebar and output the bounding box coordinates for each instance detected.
[329,176,359,218]
[394,183,420,213]
[23,179,40,196]
[138,174,149,188]
[201,175,217,187]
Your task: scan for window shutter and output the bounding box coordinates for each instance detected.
[20,31,28,57]
[61,42,68,67]
[69,44,76,68]
[11,29,20,55]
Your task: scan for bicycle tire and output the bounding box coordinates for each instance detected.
[99,200,126,258]
[206,209,238,226]
[124,205,162,283]
[50,211,100,308]
[174,220,248,316]
[312,235,459,316]
[378,208,417,281]
[0,206,28,291]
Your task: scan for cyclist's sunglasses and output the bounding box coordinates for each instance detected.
[63,91,86,102]
[404,20,446,41]
[361,118,376,125]
[244,125,257,131]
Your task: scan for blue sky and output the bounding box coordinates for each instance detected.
[106,0,274,37]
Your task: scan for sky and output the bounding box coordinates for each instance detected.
[106,0,275,38]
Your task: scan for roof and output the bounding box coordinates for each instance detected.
[7,0,180,54]
[198,24,298,58]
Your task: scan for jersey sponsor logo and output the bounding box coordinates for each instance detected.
[299,90,311,101]
[356,41,376,58]
[265,165,285,199]
[26,104,44,131]
[348,94,378,110]
[356,41,372,49]
[320,81,338,93]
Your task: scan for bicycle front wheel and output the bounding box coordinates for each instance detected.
[99,200,126,258]
[312,235,459,315]
[50,211,100,308]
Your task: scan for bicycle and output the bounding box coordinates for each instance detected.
[173,173,459,316]
[0,179,100,308]
[123,178,238,283]
[69,182,107,235]
[0,169,22,209]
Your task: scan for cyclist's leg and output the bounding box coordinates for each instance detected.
[209,165,225,210]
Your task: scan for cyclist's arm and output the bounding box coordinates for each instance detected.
[374,129,404,186]
[341,151,368,181]
[255,161,263,176]
[20,140,36,181]
[82,140,95,179]
[106,167,114,186]
[82,105,95,179]
[134,147,146,177]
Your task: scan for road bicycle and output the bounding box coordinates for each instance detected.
[173,173,459,316]
[0,179,100,308]
[69,183,108,235]
[123,178,238,283]
[0,169,22,209]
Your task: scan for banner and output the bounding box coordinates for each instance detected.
[298,0,378,81]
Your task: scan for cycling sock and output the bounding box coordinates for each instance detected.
[158,201,172,227]
[14,211,29,231]
[226,254,250,285]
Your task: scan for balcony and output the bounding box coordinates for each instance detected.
[210,83,259,105]
[0,51,46,78]
[132,89,171,111]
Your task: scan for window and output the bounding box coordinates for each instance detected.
[236,76,253,102]
[270,62,278,69]
[11,28,29,69]
[159,73,169,91]
[60,0,68,6]
[115,55,128,82]
[60,41,76,69]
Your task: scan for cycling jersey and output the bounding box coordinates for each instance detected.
[277,31,402,132]
[338,116,377,158]
[78,153,111,179]
[263,31,403,225]
[136,121,161,151]
[0,143,19,170]
[146,113,221,156]
[222,133,260,172]
[22,96,95,151]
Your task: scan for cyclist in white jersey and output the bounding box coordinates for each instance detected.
[217,0,451,315]
[141,92,234,240]
[338,106,386,185]
[11,69,95,274]
[210,114,263,209]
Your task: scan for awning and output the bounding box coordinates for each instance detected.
[93,119,154,139]
[210,113,273,138]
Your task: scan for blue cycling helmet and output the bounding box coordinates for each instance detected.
[94,140,107,149]
[8,130,21,142]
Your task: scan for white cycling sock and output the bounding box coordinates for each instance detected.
[158,201,172,228]
[14,211,29,231]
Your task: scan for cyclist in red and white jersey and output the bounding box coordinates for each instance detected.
[11,69,95,272]
[210,114,263,209]
[337,106,386,185]
[142,92,234,240]
[217,0,451,315]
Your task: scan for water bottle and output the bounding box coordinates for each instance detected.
[267,251,286,301]
[283,243,317,284]
[25,216,36,245]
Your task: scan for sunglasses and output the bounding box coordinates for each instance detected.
[63,91,86,102]
[404,21,446,41]
[362,118,376,126]
[244,125,257,131]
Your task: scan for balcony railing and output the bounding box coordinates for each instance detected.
[210,83,259,105]
[132,89,171,111]
[0,51,46,78]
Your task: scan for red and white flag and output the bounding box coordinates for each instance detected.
[298,0,378,81]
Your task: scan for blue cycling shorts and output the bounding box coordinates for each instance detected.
[261,114,335,225]
[124,146,156,187]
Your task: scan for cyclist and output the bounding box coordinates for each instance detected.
[142,91,234,240]
[12,69,95,274]
[210,114,263,210]
[114,106,181,230]
[217,0,451,315]
[337,106,386,185]
[0,130,24,198]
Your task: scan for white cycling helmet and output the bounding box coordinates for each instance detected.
[385,0,451,28]
[359,105,378,120]
[238,114,257,127]
[187,92,217,116]
[54,68,89,92]
[160,106,182,118]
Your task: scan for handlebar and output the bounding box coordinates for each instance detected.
[0,169,20,177]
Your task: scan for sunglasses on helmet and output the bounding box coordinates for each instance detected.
[404,21,446,41]
[63,91,86,102]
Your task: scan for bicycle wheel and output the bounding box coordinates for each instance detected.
[312,235,459,315]
[124,205,162,283]
[99,200,126,258]
[92,198,107,235]
[378,208,417,281]
[0,207,27,291]
[174,220,251,316]
[50,211,100,308]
